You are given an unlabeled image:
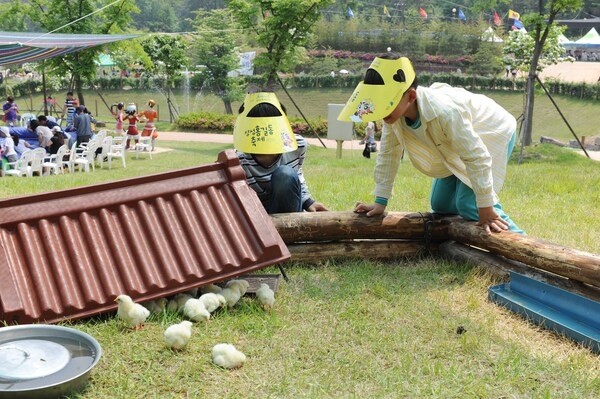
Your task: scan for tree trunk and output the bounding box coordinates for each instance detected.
[223,99,233,115]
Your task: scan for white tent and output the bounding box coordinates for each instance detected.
[563,27,600,49]
[558,34,572,44]
[482,26,503,43]
[575,27,600,44]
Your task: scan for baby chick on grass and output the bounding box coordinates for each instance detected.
[183,298,211,322]
[255,283,275,311]
[212,343,246,369]
[115,294,150,330]
[164,321,193,350]
[199,292,227,313]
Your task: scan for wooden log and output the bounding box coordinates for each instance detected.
[439,241,600,303]
[270,211,449,243]
[446,221,600,288]
[286,240,436,262]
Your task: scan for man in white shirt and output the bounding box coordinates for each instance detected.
[338,54,524,235]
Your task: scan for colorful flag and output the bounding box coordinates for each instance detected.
[458,9,466,21]
[508,9,520,20]
[513,19,524,29]
[384,5,391,17]
[493,11,501,26]
[347,6,354,18]
[419,7,428,19]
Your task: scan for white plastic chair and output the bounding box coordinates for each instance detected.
[96,136,112,169]
[19,113,36,127]
[64,142,78,173]
[29,148,46,176]
[3,149,34,176]
[107,136,126,169]
[43,144,68,175]
[135,134,153,160]
[73,140,99,173]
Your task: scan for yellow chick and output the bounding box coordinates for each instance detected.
[225,279,250,296]
[115,294,150,330]
[183,298,210,322]
[164,321,193,350]
[212,343,246,369]
[174,293,194,313]
[143,297,168,314]
[200,284,222,295]
[199,293,226,313]
[256,283,275,311]
[220,286,242,308]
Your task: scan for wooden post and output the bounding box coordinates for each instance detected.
[270,211,449,243]
[336,140,343,159]
[270,211,600,289]
[446,222,600,287]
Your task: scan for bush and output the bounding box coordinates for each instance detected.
[175,111,236,132]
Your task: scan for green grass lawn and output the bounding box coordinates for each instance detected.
[1,140,599,398]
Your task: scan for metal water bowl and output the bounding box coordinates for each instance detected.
[0,324,102,399]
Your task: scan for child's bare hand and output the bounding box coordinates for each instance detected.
[354,202,386,217]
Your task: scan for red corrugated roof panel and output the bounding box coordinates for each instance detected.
[0,150,290,324]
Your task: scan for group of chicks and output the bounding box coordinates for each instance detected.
[115,279,276,369]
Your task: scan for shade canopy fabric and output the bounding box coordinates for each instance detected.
[0,31,139,66]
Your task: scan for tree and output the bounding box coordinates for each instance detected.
[22,0,139,107]
[191,9,244,114]
[227,0,335,88]
[508,0,582,146]
[140,34,189,122]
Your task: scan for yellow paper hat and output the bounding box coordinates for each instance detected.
[337,57,415,123]
[233,92,298,154]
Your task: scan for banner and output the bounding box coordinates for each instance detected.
[419,7,428,19]
[494,11,501,26]
[383,5,391,17]
[508,9,520,20]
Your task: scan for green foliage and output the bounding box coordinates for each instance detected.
[227,0,335,87]
[175,111,236,131]
[503,24,573,72]
[141,35,189,83]
[191,9,245,113]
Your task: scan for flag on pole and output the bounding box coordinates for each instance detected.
[508,9,520,20]
[493,11,501,26]
[513,19,524,29]
[347,6,354,18]
[458,9,466,21]
[383,5,391,17]
[419,7,428,19]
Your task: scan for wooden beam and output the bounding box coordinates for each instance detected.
[271,211,449,243]
[270,211,600,289]
[439,241,600,303]
[286,240,436,262]
[446,222,600,288]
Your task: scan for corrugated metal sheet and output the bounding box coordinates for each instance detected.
[0,150,290,324]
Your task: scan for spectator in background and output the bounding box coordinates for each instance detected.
[30,119,53,151]
[11,132,30,158]
[3,96,19,126]
[62,91,78,127]
[0,126,18,163]
[73,105,93,146]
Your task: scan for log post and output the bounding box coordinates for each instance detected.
[439,241,600,303]
[287,240,435,262]
[270,211,449,243]
[446,222,600,287]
